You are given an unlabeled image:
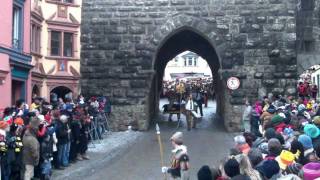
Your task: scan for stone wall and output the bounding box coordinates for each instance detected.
[297,0,320,73]
[81,0,297,131]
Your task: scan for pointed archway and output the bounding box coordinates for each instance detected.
[147,27,225,128]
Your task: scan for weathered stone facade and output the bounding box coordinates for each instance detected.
[297,0,320,73]
[81,0,299,131]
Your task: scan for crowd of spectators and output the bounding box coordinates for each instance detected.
[197,94,320,180]
[0,95,111,180]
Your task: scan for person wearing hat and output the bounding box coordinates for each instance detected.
[290,139,307,165]
[298,134,317,163]
[266,138,282,159]
[256,159,281,179]
[302,162,320,180]
[197,165,213,180]
[304,123,320,148]
[275,150,298,170]
[162,132,190,180]
[23,116,40,180]
[284,163,303,176]
[223,158,240,178]
[260,105,276,131]
[56,115,71,169]
[234,135,251,155]
[0,120,11,180]
[313,116,320,128]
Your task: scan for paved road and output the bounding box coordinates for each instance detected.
[81,100,235,180]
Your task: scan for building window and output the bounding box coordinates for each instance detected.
[51,31,61,56]
[50,0,73,3]
[184,59,187,66]
[31,24,41,53]
[63,0,73,3]
[194,59,197,66]
[12,5,22,50]
[50,31,74,57]
[63,32,73,57]
[188,57,193,66]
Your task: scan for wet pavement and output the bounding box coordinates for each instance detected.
[56,100,235,180]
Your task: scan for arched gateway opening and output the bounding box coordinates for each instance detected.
[148,28,224,128]
[50,86,73,100]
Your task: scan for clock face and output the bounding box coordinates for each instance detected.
[227,77,240,90]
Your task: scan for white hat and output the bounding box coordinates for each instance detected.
[279,113,286,119]
[38,115,45,122]
[234,135,246,145]
[60,115,68,123]
[171,132,183,144]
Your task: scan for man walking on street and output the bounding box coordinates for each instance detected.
[185,94,196,131]
[195,88,203,117]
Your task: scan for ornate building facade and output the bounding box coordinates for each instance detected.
[31,0,81,101]
[163,51,212,81]
[0,0,32,110]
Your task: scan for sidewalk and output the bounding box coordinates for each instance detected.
[53,131,143,180]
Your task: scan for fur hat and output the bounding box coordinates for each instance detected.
[170,132,183,144]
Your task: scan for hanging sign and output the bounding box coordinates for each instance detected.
[227,77,240,90]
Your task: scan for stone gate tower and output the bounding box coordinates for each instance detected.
[81,0,298,131]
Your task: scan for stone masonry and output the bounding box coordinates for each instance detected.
[81,0,298,131]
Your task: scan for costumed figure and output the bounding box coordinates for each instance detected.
[162,132,190,180]
[185,94,197,130]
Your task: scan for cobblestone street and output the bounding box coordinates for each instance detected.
[54,101,235,180]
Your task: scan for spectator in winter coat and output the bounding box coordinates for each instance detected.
[56,115,70,168]
[78,109,90,160]
[40,131,54,180]
[5,122,24,180]
[0,121,10,180]
[70,111,82,162]
[23,117,40,180]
